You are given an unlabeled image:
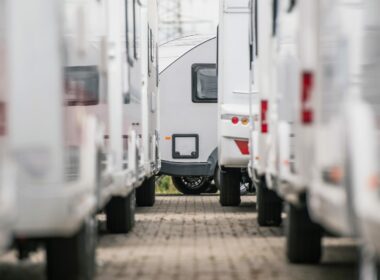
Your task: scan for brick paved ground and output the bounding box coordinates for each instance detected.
[0,195,358,280]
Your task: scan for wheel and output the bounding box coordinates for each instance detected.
[105,190,136,233]
[136,176,156,207]
[219,167,241,206]
[172,176,211,195]
[286,203,322,263]
[257,176,282,226]
[46,216,97,280]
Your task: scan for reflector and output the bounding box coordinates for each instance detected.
[234,140,249,155]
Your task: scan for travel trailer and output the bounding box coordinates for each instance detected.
[256,0,364,264]
[124,0,159,206]
[250,0,364,265]
[7,0,99,278]
[0,0,15,253]
[248,0,286,227]
[65,0,145,234]
[217,0,254,206]
[289,0,364,264]
[2,0,160,278]
[159,35,218,194]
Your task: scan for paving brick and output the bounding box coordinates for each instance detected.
[0,195,358,280]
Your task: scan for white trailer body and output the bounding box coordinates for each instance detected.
[307,0,363,237]
[159,36,217,175]
[218,0,252,168]
[63,0,140,234]
[124,0,159,180]
[277,0,364,265]
[248,0,289,227]
[273,0,301,196]
[8,0,98,237]
[6,1,99,277]
[123,0,144,181]
[143,0,160,177]
[133,0,159,207]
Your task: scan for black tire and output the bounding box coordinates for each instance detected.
[286,203,322,264]
[257,176,282,226]
[46,217,97,280]
[136,176,156,207]
[219,167,241,206]
[172,176,211,195]
[105,190,136,233]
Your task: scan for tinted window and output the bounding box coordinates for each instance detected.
[192,64,217,103]
[65,66,99,106]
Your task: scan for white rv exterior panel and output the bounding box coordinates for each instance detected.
[159,36,217,173]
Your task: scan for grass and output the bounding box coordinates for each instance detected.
[155,175,180,194]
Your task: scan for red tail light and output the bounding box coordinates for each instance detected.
[261,100,268,133]
[234,140,250,155]
[231,116,239,124]
[301,71,314,124]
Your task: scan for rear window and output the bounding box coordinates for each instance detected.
[192,64,217,103]
[65,66,99,106]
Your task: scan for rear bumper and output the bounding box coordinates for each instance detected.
[160,160,215,177]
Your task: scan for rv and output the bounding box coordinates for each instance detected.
[248,0,287,227]
[124,0,159,206]
[2,0,158,277]
[271,0,364,264]
[7,0,99,278]
[0,0,15,253]
[159,35,218,194]
[65,0,144,234]
[217,0,254,206]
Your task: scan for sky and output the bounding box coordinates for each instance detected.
[158,0,219,43]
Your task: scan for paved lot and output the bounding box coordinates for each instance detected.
[0,195,358,280]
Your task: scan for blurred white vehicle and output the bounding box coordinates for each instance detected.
[217,0,254,206]
[159,35,218,195]
[283,0,364,264]
[0,0,15,253]
[7,0,100,278]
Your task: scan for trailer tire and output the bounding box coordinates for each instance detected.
[46,216,96,280]
[172,176,211,195]
[219,167,241,206]
[136,176,156,207]
[286,203,322,264]
[257,176,282,226]
[105,190,136,233]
